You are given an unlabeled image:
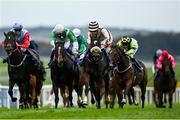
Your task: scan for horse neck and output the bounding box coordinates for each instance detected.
[9,50,24,65]
[117,52,130,70]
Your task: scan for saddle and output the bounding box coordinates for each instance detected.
[130,58,143,75]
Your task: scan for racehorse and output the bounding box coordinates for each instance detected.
[153,56,177,108]
[3,31,44,108]
[77,40,110,109]
[50,39,79,108]
[108,45,148,108]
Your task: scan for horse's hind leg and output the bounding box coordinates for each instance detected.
[30,75,38,108]
[129,88,138,106]
[8,79,17,102]
[83,84,89,105]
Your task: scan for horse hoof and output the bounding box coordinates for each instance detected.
[162,105,166,108]
[134,101,139,106]
[83,96,88,105]
[91,99,95,104]
[12,97,17,102]
[121,98,126,104]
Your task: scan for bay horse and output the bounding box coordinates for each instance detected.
[50,39,79,108]
[77,40,110,109]
[153,56,177,108]
[108,45,148,108]
[3,31,44,108]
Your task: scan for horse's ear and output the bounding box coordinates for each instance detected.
[4,32,7,37]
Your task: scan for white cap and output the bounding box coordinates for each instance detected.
[53,24,64,33]
[72,28,81,37]
[156,49,162,57]
[13,21,23,29]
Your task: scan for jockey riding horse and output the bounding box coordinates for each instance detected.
[2,31,45,108]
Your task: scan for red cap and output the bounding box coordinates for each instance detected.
[162,50,169,57]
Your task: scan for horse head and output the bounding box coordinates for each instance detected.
[88,46,102,63]
[3,31,18,54]
[53,39,66,67]
[162,56,172,76]
[109,45,127,65]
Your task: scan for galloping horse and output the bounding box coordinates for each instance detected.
[3,31,44,108]
[77,40,110,109]
[153,56,177,108]
[50,39,79,108]
[108,45,148,108]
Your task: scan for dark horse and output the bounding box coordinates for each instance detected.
[3,31,44,108]
[153,56,177,108]
[108,45,148,108]
[50,40,79,108]
[77,40,110,109]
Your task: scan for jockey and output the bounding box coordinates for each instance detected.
[153,49,162,73]
[2,21,46,80]
[116,36,143,70]
[87,21,113,68]
[48,24,79,67]
[155,50,176,78]
[72,28,87,63]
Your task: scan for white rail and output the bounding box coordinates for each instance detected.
[0,85,180,108]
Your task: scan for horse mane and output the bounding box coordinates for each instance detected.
[111,45,127,57]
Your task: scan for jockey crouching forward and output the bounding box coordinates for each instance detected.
[155,50,176,79]
[72,28,87,64]
[48,24,79,67]
[2,21,46,81]
[116,36,143,72]
[86,21,113,69]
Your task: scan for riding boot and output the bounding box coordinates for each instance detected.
[38,63,46,81]
[102,48,111,70]
[170,67,176,80]
[48,50,55,68]
[131,58,143,71]
[2,57,8,63]
[154,70,160,80]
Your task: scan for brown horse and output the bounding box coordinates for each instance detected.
[108,45,148,108]
[77,40,110,109]
[50,40,79,108]
[3,31,44,108]
[29,61,45,108]
[153,56,177,108]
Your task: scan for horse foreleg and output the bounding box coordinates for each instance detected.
[158,92,165,108]
[91,82,101,109]
[140,86,146,108]
[153,90,159,108]
[18,83,26,109]
[104,73,110,108]
[168,92,173,108]
[53,83,59,108]
[8,79,17,102]
[117,89,124,108]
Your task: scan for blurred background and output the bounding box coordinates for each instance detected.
[0,0,179,60]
